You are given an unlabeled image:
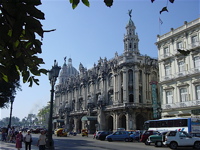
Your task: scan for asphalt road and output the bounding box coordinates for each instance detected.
[0,132,195,150]
[31,133,195,150]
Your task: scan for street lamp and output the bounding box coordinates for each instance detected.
[64,103,71,131]
[46,60,61,150]
[8,96,15,127]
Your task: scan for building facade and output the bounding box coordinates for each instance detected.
[53,14,159,133]
[156,18,200,118]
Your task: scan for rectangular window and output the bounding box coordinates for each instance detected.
[178,61,185,72]
[192,35,198,43]
[194,56,200,69]
[164,47,169,56]
[165,65,171,76]
[177,42,183,49]
[166,91,173,104]
[180,88,188,102]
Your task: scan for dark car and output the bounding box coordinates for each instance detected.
[31,128,45,134]
[140,130,159,143]
[97,131,113,140]
[146,131,168,147]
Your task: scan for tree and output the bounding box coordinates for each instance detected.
[37,105,50,127]
[0,0,176,108]
[0,79,21,108]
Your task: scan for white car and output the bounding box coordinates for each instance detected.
[163,131,200,149]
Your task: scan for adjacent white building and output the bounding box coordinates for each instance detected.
[156,18,200,118]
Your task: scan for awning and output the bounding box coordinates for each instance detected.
[81,116,97,121]
[53,119,64,123]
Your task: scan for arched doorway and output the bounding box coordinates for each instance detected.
[136,114,145,130]
[119,114,126,130]
[107,116,113,131]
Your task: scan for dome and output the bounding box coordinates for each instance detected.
[59,58,79,84]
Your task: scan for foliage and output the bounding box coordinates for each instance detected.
[0,116,20,127]
[0,0,48,87]
[37,105,50,126]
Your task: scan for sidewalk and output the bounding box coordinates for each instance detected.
[0,141,38,150]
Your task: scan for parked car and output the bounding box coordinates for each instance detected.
[146,131,168,147]
[95,131,103,139]
[97,131,113,140]
[31,128,45,134]
[140,130,159,144]
[106,131,131,142]
[130,131,140,141]
[163,131,200,149]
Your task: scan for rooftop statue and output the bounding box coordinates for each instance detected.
[128,9,132,18]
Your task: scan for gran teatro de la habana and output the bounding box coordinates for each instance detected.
[53,13,159,134]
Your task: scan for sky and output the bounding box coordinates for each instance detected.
[0,0,199,121]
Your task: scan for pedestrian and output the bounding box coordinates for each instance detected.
[24,130,32,150]
[15,131,23,150]
[37,130,46,150]
[93,130,98,139]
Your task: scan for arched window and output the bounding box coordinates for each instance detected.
[128,70,133,83]
[108,74,113,87]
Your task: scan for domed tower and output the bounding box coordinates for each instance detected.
[59,57,79,84]
[123,9,140,54]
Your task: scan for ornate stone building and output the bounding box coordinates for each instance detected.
[53,14,159,133]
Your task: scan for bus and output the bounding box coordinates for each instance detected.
[143,117,200,133]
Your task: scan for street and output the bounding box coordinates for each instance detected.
[32,134,195,150]
[0,133,196,150]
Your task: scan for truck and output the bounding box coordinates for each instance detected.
[163,131,200,149]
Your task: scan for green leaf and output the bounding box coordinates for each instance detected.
[169,0,175,3]
[82,0,90,7]
[22,70,30,83]
[71,0,80,9]
[25,42,32,49]
[39,69,48,75]
[24,16,43,38]
[8,30,12,37]
[23,0,42,6]
[2,73,8,82]
[33,77,39,85]
[28,77,33,87]
[104,0,113,7]
[13,40,20,48]
[16,51,22,58]
[21,4,45,20]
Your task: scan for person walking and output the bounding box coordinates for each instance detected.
[24,130,32,150]
[37,130,46,150]
[15,131,23,150]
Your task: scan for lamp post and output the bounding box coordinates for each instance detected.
[8,96,15,127]
[46,60,61,150]
[65,103,71,131]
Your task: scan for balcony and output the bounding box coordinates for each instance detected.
[160,74,174,82]
[105,102,152,111]
[162,99,200,110]
[159,52,173,60]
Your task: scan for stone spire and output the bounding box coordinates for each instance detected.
[123,9,140,54]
